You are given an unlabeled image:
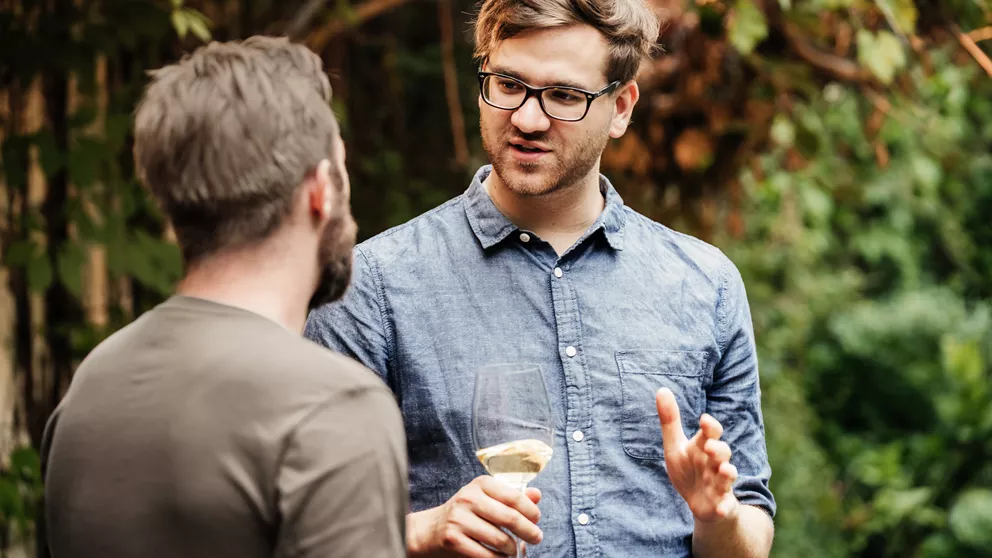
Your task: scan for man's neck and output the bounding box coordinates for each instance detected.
[175,240,316,333]
[484,168,606,255]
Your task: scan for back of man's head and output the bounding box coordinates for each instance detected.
[133,36,340,265]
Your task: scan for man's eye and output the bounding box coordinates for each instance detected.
[549,89,581,103]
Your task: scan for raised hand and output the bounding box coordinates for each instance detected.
[656,387,740,523]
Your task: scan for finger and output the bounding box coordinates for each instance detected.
[448,505,517,556]
[689,438,709,471]
[704,439,732,465]
[439,527,505,558]
[656,388,688,452]
[473,486,543,545]
[525,487,542,505]
[699,413,724,440]
[716,462,738,494]
[688,429,710,468]
[478,477,542,524]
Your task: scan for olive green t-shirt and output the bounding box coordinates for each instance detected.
[41,295,407,558]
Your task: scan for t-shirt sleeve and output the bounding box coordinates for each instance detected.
[274,386,408,558]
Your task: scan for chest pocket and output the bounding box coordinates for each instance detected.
[617,350,709,460]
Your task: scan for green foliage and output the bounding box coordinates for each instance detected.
[729,0,769,55]
[856,30,907,84]
[724,43,992,557]
[948,489,992,551]
[3,1,991,557]
[0,447,43,551]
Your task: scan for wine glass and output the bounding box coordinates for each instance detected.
[472,363,555,558]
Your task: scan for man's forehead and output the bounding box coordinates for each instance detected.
[487,26,609,87]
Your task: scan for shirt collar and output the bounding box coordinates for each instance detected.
[463,165,626,251]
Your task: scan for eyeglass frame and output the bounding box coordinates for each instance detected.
[477,71,622,122]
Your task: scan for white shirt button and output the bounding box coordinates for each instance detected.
[519,233,531,243]
[554,267,563,278]
[565,346,577,357]
[577,513,590,525]
[572,430,584,442]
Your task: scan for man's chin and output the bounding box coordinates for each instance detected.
[495,160,558,197]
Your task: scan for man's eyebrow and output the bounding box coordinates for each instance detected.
[488,66,591,90]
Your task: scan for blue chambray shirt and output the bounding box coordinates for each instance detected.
[304,165,775,557]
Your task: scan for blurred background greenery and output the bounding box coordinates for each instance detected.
[1,0,990,556]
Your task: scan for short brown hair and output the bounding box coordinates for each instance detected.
[473,0,662,84]
[133,36,339,264]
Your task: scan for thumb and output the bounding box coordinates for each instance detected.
[656,388,688,451]
[525,487,542,505]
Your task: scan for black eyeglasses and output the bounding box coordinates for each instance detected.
[478,71,621,122]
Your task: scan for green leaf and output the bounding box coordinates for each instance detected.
[857,30,907,85]
[884,0,918,34]
[27,253,53,293]
[127,231,182,296]
[0,477,22,519]
[941,336,984,388]
[171,10,189,39]
[949,489,992,548]
[919,533,957,558]
[912,157,943,194]
[2,136,30,191]
[10,447,41,483]
[815,0,855,8]
[874,486,934,523]
[57,241,88,299]
[68,102,99,129]
[801,185,833,225]
[33,130,64,177]
[728,0,768,55]
[778,0,792,9]
[105,112,132,153]
[185,10,212,42]
[771,115,796,147]
[3,240,35,268]
[67,138,105,189]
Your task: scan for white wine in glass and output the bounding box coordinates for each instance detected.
[472,363,555,557]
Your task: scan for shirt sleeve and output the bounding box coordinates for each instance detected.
[304,248,392,387]
[275,386,408,558]
[708,256,776,518]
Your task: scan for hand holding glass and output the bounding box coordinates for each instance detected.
[472,363,555,557]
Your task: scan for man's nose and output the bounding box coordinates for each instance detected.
[511,95,552,134]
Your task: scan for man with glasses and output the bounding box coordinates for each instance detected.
[306,0,776,556]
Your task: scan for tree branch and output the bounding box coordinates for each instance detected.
[780,21,874,83]
[952,24,992,77]
[306,0,415,52]
[438,0,469,167]
[968,27,992,43]
[285,0,330,40]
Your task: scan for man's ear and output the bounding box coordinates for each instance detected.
[308,158,333,220]
[609,81,640,139]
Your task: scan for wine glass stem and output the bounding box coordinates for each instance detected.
[513,481,529,558]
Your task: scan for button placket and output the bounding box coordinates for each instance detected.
[549,261,597,555]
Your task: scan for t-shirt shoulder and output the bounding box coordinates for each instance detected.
[72,296,391,401]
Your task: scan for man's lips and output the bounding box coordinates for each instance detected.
[509,139,550,153]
